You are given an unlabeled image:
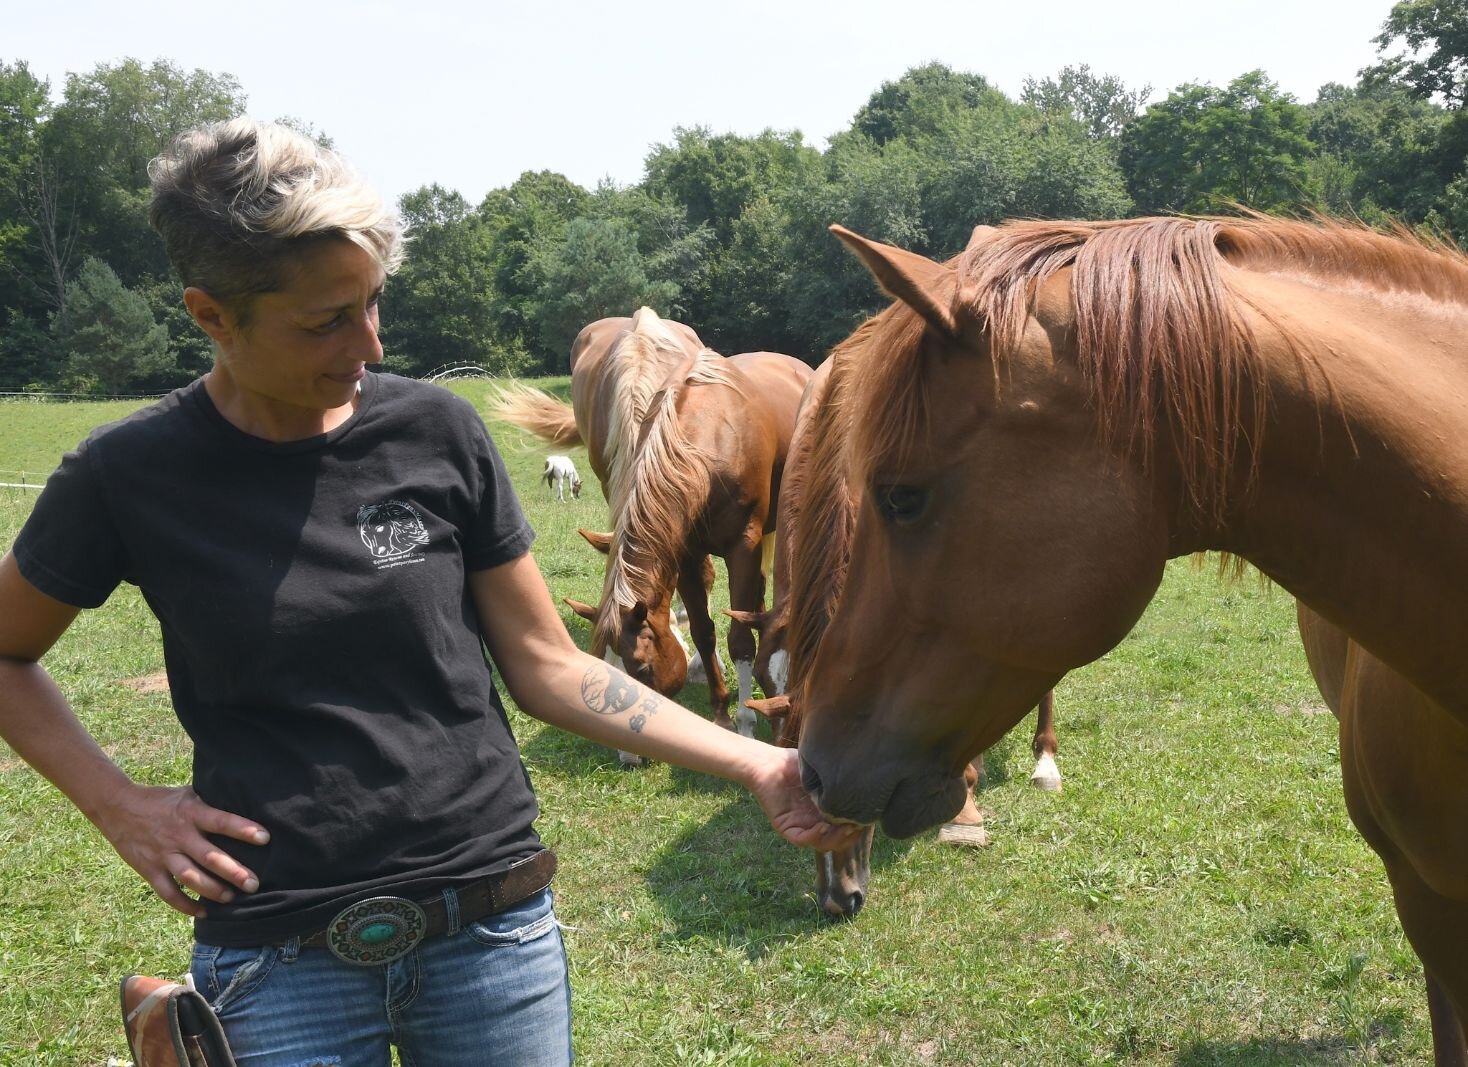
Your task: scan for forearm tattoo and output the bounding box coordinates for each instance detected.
[579,664,662,733]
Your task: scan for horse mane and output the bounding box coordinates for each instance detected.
[852,214,1468,528]
[600,308,696,513]
[595,348,744,648]
[781,335,868,736]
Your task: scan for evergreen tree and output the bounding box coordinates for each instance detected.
[52,257,174,394]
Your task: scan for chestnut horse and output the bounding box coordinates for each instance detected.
[790,216,1468,1063]
[741,355,1060,917]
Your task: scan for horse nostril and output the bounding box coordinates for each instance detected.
[847,891,865,917]
[799,755,822,797]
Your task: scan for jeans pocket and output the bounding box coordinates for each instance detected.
[191,943,279,1014]
[464,888,558,948]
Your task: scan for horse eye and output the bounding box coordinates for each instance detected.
[875,484,930,526]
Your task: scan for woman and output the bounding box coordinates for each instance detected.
[0,118,855,1066]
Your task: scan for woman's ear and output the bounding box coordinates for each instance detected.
[183,287,234,347]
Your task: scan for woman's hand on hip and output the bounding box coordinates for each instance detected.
[94,783,270,918]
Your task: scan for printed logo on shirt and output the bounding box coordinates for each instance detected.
[357,500,430,570]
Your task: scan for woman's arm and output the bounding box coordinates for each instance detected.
[0,552,270,917]
[471,552,861,852]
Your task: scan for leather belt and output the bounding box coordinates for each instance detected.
[296,849,557,966]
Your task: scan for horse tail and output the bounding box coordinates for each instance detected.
[487,383,582,448]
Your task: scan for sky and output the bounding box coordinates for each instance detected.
[10,0,1399,208]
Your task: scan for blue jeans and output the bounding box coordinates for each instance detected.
[190,888,572,1066]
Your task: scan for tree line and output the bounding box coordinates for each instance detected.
[3,0,1467,392]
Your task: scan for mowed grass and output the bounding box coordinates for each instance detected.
[0,384,1431,1065]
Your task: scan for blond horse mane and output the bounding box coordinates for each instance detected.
[600,308,698,515]
[595,347,745,649]
[851,214,1468,530]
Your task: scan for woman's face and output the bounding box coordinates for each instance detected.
[196,238,387,436]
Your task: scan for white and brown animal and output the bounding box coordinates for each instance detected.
[541,455,582,502]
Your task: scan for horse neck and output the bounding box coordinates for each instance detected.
[599,376,719,635]
[1197,271,1468,709]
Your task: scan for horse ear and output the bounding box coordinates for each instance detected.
[830,224,959,339]
[745,694,791,718]
[630,600,649,626]
[723,608,766,631]
[577,528,612,555]
[563,597,598,623]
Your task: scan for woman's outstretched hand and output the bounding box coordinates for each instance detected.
[746,745,866,852]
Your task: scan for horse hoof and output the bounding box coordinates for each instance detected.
[937,822,990,848]
[1030,754,1062,792]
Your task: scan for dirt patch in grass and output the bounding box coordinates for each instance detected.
[118,671,169,694]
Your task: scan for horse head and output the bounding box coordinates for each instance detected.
[571,528,689,697]
[794,224,1172,839]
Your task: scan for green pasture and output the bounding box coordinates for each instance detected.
[0,384,1431,1065]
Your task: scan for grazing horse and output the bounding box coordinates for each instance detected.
[789,215,1468,1063]
[576,347,811,733]
[541,455,582,502]
[492,308,706,704]
[492,309,811,733]
[739,356,1060,917]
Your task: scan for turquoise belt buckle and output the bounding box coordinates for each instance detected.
[325,896,428,966]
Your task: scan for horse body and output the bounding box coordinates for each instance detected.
[792,216,1468,1060]
[494,309,706,703]
[599,347,811,732]
[541,455,582,501]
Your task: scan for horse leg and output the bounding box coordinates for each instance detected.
[682,559,724,684]
[677,556,731,729]
[1029,689,1062,791]
[1313,604,1468,1065]
[937,759,990,848]
[1428,969,1468,1067]
[723,542,766,738]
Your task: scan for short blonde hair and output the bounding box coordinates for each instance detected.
[148,117,403,320]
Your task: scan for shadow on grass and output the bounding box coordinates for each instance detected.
[1171,1015,1407,1065]
[640,790,926,959]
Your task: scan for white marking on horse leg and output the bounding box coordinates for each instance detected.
[1030,752,1062,792]
[768,649,789,696]
[735,660,756,736]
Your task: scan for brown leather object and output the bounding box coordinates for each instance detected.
[120,974,236,1067]
[297,848,557,950]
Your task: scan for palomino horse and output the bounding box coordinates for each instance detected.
[493,309,812,734]
[738,356,1061,917]
[573,347,812,734]
[790,216,1468,1062]
[493,309,706,703]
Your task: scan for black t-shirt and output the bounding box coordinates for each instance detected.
[12,372,542,946]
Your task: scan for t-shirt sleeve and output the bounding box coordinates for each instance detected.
[11,440,129,608]
[462,420,536,571]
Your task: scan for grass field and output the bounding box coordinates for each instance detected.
[0,383,1432,1066]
